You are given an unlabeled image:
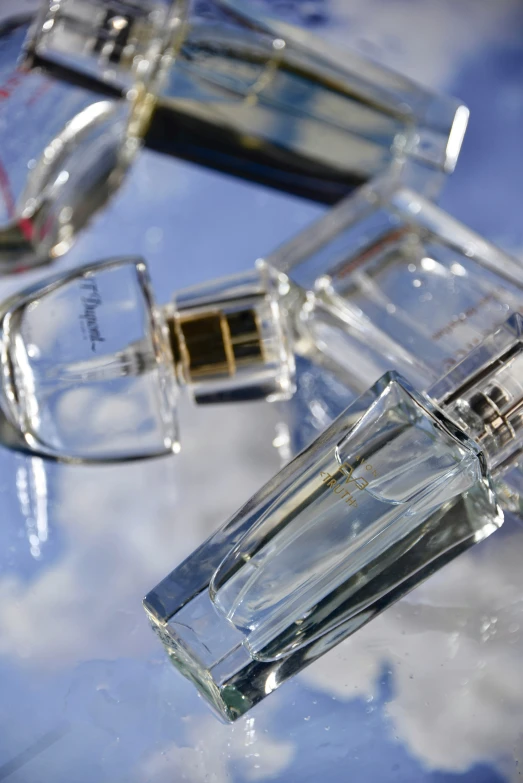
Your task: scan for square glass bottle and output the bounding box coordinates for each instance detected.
[0,257,294,461]
[270,180,523,393]
[264,178,523,511]
[144,316,523,721]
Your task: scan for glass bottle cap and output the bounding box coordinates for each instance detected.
[25,0,188,93]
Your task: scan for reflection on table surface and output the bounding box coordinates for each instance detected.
[1,0,523,780]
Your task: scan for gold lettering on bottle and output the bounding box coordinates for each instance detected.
[319,458,377,509]
[339,462,369,490]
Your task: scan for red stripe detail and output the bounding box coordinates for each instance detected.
[18,217,34,241]
[0,158,35,242]
[0,156,16,217]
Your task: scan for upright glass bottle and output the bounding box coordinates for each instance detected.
[0,0,467,271]
[144,314,523,721]
[0,256,294,461]
[0,2,185,272]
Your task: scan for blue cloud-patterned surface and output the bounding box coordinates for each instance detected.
[0,1,522,781]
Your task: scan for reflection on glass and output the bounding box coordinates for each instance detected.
[0,1,183,271]
[16,455,48,559]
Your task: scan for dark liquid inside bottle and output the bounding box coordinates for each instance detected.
[17,13,410,205]
[146,23,408,204]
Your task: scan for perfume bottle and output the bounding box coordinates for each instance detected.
[0,1,183,272]
[148,0,469,203]
[143,314,523,721]
[268,180,523,511]
[266,178,523,400]
[0,256,294,462]
[34,0,470,202]
[0,0,468,273]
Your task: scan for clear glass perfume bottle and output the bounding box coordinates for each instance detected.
[268,180,523,512]
[270,181,523,394]
[149,0,469,203]
[143,314,523,721]
[264,179,523,469]
[0,256,294,461]
[0,1,183,272]
[0,0,468,272]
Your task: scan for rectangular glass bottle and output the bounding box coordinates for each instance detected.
[151,0,469,202]
[24,0,469,207]
[266,179,523,511]
[144,348,509,720]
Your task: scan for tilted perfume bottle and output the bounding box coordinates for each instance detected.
[0,0,468,273]
[0,256,294,462]
[0,1,184,272]
[142,314,523,721]
[271,181,523,390]
[148,0,469,203]
[263,178,523,510]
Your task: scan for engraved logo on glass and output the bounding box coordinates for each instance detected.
[79,279,106,352]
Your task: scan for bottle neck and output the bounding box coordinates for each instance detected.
[164,264,295,404]
[429,314,523,474]
[168,305,266,386]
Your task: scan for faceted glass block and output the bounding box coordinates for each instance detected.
[144,373,501,721]
[0,257,179,462]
